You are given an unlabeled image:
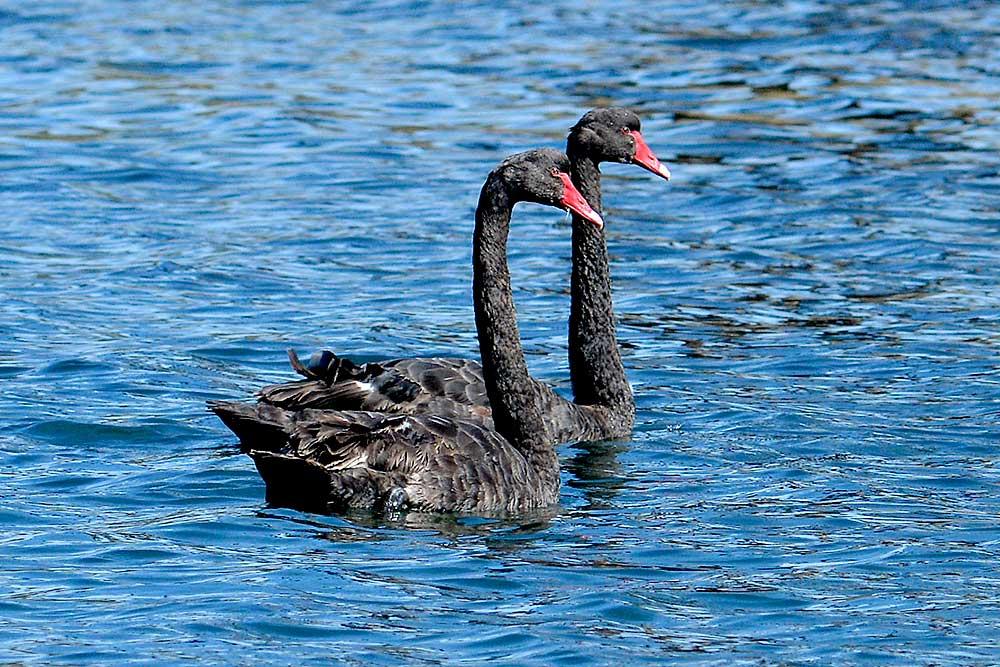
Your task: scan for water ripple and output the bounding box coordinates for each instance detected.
[1,0,999,664]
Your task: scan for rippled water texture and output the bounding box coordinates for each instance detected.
[2,0,999,663]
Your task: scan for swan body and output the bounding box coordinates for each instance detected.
[211,149,604,513]
[212,404,557,514]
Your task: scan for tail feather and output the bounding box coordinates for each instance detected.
[250,451,334,513]
[207,400,291,452]
[251,451,396,513]
[257,378,371,410]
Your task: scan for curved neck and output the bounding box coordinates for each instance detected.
[473,177,553,461]
[567,151,635,428]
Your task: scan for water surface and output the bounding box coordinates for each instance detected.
[2,1,999,664]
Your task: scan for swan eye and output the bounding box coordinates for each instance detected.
[620,126,630,135]
[549,167,560,178]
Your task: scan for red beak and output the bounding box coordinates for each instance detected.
[628,130,671,180]
[558,172,604,229]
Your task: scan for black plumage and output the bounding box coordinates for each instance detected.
[211,149,601,514]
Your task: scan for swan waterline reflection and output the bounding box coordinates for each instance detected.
[279,506,561,539]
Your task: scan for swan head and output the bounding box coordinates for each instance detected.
[496,148,604,228]
[569,108,671,181]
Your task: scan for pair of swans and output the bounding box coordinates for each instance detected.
[211,108,670,514]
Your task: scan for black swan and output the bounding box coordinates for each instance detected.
[257,108,669,442]
[211,149,604,513]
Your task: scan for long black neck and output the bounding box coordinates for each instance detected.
[567,150,635,431]
[473,177,554,464]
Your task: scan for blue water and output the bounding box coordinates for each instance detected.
[2,0,999,663]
